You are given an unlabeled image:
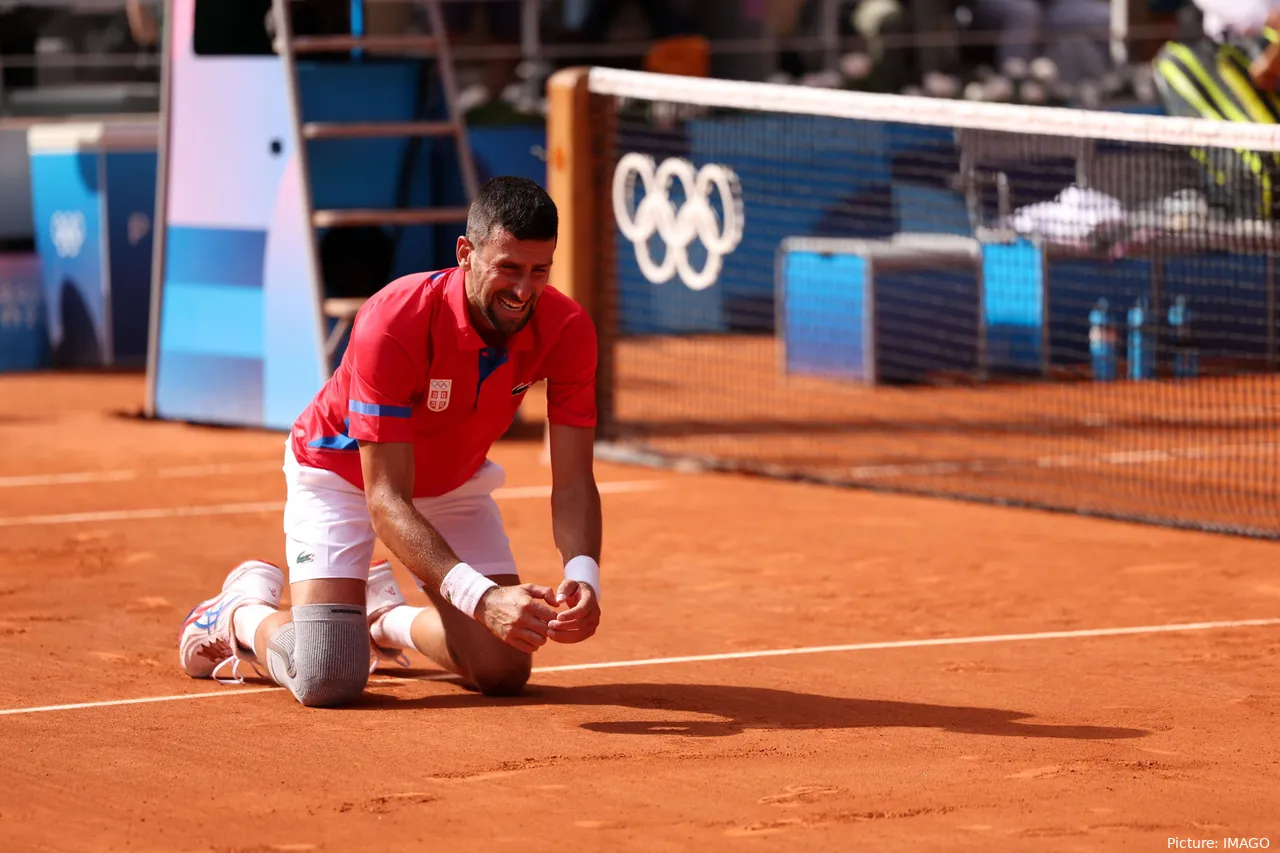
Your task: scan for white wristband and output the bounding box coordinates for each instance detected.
[564,555,601,602]
[439,562,498,618]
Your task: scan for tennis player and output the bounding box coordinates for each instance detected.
[177,176,603,706]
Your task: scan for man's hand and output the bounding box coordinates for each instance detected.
[547,579,601,644]
[1251,47,1280,91]
[1251,16,1280,91]
[475,584,561,653]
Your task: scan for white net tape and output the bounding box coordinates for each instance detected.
[588,68,1280,154]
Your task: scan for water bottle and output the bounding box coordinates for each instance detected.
[1128,296,1155,380]
[1089,298,1117,382]
[1168,295,1198,379]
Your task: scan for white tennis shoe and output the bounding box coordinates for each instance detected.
[179,560,283,683]
[367,559,411,671]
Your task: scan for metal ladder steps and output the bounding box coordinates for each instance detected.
[312,208,471,228]
[290,34,440,55]
[301,120,461,141]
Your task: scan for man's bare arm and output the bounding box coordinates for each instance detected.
[545,424,603,644]
[360,441,559,652]
[549,424,602,567]
[360,441,463,589]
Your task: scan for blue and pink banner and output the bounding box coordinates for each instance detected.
[148,0,327,430]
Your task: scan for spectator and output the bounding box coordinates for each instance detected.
[445,1,523,100]
[1152,0,1280,219]
[125,0,160,48]
[970,0,1113,84]
[1189,0,1280,88]
[0,5,49,94]
[562,0,691,67]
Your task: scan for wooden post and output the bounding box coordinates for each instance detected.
[547,67,597,319]
[542,67,603,464]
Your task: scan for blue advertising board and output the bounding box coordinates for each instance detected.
[27,121,157,367]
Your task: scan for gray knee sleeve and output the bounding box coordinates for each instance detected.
[266,603,369,708]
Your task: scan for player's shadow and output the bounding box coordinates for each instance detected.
[359,680,1148,740]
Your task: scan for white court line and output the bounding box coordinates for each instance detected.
[0,461,281,489]
[1,617,1276,717]
[0,501,287,528]
[0,480,666,528]
[0,470,139,488]
[495,481,664,500]
[156,462,282,479]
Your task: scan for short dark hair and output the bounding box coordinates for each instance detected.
[466,176,558,246]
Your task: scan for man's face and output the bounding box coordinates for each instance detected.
[458,229,555,338]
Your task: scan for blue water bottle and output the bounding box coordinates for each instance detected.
[1127,296,1155,380]
[1168,295,1198,379]
[1089,298,1117,381]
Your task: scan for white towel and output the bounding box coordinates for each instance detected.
[1008,185,1126,242]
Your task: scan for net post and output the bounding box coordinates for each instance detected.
[545,66,610,458]
[547,67,597,318]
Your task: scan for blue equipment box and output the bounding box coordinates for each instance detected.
[777,235,984,384]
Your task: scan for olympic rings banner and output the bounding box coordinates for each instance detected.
[611,154,745,292]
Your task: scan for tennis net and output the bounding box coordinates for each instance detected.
[552,67,1280,538]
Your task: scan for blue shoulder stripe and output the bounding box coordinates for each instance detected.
[349,400,412,418]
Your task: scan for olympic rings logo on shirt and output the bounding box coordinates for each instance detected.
[611,154,744,292]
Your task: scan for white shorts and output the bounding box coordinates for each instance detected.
[281,440,518,585]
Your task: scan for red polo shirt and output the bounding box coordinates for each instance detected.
[291,267,597,497]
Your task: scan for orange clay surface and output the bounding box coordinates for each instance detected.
[0,373,1278,852]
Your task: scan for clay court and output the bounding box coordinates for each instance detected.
[1,371,1278,852]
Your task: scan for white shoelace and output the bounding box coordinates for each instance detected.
[368,643,411,674]
[210,607,269,686]
[211,654,246,685]
[211,652,268,685]
[367,603,412,673]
